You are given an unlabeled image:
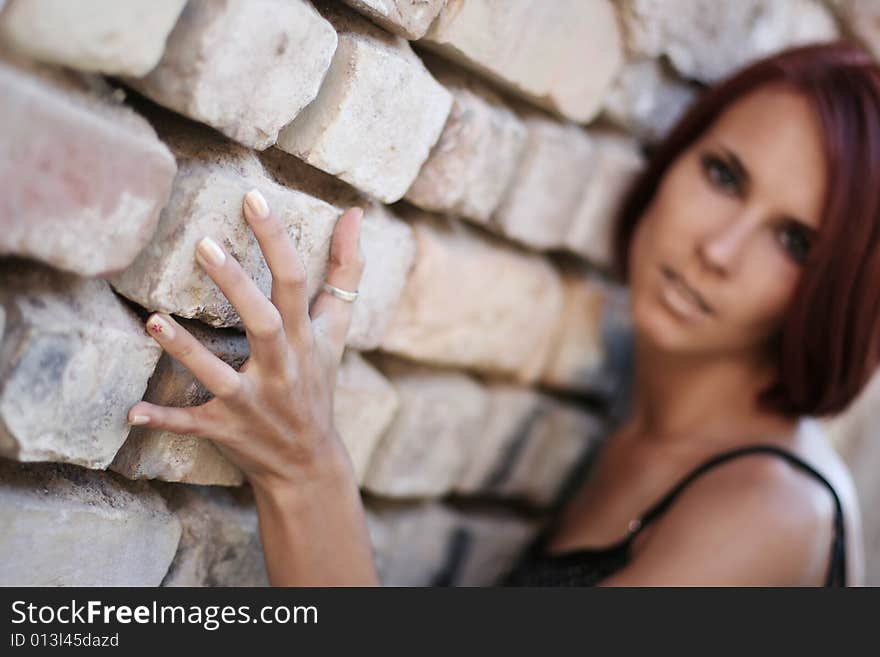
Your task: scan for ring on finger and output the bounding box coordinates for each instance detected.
[322,281,358,302]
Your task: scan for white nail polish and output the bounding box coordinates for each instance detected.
[245,189,269,219]
[197,236,226,267]
[129,414,150,426]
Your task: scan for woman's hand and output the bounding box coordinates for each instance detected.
[126,190,380,585]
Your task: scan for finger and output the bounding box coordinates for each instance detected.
[194,233,289,372]
[310,207,366,364]
[126,400,222,441]
[242,189,313,349]
[144,312,244,401]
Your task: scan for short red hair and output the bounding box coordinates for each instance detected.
[612,41,880,418]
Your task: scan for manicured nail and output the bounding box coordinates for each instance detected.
[245,188,269,219]
[129,414,150,426]
[146,313,175,340]
[197,236,226,267]
[351,207,364,223]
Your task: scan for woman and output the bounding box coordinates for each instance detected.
[127,41,877,586]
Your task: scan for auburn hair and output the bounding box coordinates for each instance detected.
[612,41,880,419]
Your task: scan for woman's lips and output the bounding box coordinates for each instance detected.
[660,264,715,316]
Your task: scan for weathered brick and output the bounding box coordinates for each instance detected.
[363,354,488,498]
[107,112,416,351]
[126,0,337,150]
[491,110,594,252]
[452,510,541,586]
[0,460,181,586]
[155,482,269,587]
[456,385,606,507]
[342,0,447,40]
[564,131,646,270]
[0,260,162,469]
[276,2,452,203]
[540,270,634,409]
[404,58,527,224]
[0,0,186,76]
[617,0,839,83]
[602,57,699,143]
[380,211,564,383]
[0,52,176,277]
[420,0,623,123]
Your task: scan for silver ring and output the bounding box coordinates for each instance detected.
[322,281,359,302]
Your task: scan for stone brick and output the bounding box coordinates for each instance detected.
[379,210,564,383]
[420,0,622,123]
[540,270,634,411]
[491,110,594,251]
[617,0,839,83]
[107,112,416,351]
[404,58,526,224]
[452,510,541,586]
[275,2,452,203]
[602,57,699,143]
[456,385,606,507]
[833,0,880,60]
[155,483,269,587]
[0,260,162,469]
[564,131,646,270]
[126,0,337,150]
[362,354,488,498]
[0,0,186,76]
[0,52,176,277]
[342,0,447,40]
[0,460,181,586]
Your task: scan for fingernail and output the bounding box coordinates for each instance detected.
[351,207,364,224]
[245,189,269,219]
[129,414,150,426]
[146,313,175,340]
[197,236,226,267]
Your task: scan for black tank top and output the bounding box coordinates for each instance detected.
[500,444,848,587]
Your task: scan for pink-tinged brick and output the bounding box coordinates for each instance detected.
[0,53,176,277]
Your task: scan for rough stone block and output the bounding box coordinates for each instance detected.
[564,131,646,270]
[276,2,452,203]
[491,110,594,252]
[155,483,269,587]
[0,52,176,277]
[342,0,447,39]
[380,210,564,383]
[0,260,163,469]
[420,0,623,123]
[362,354,488,498]
[602,57,699,143]
[0,0,186,75]
[107,113,416,351]
[0,460,181,586]
[404,58,527,224]
[617,0,839,83]
[126,0,337,149]
[452,510,541,586]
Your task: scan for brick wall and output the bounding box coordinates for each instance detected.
[0,0,872,586]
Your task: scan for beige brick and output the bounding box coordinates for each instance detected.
[0,260,162,469]
[0,53,176,277]
[404,59,526,224]
[381,211,564,382]
[363,355,488,498]
[491,111,594,252]
[564,131,646,270]
[276,2,452,203]
[342,0,447,40]
[617,0,839,84]
[540,270,634,405]
[421,0,622,123]
[155,483,269,587]
[602,58,699,144]
[453,510,541,586]
[0,0,185,76]
[833,0,880,60]
[126,0,337,150]
[107,112,416,351]
[0,460,181,586]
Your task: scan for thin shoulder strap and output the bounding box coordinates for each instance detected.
[630,444,847,587]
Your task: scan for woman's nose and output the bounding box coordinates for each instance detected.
[697,211,759,276]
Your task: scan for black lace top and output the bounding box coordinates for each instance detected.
[500,444,847,587]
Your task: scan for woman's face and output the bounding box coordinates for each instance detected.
[627,84,828,360]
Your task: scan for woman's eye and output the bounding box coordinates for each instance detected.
[778,224,812,264]
[702,154,739,193]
